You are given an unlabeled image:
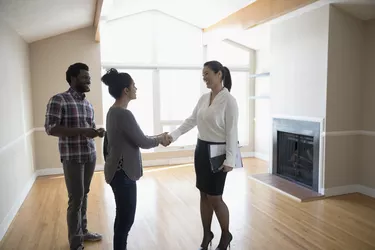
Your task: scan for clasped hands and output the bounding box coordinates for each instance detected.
[157,132,173,147]
[83,128,106,138]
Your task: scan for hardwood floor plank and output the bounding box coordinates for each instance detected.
[249,180,375,250]
[1,158,375,250]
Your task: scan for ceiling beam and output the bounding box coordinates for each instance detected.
[203,0,318,34]
[94,0,104,42]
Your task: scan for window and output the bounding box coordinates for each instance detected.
[155,14,203,65]
[254,49,271,156]
[162,125,198,147]
[120,69,154,137]
[159,70,201,121]
[231,72,250,146]
[100,12,154,64]
[100,10,252,153]
[207,41,250,66]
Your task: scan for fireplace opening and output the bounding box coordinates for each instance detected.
[272,118,320,192]
[276,131,314,189]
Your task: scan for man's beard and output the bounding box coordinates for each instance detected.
[76,83,90,93]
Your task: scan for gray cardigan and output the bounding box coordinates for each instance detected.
[103,107,160,183]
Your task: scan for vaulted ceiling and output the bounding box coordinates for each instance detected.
[2,0,374,45]
[104,0,255,28]
[0,0,255,43]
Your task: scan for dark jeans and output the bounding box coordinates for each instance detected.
[110,169,137,250]
[62,159,96,250]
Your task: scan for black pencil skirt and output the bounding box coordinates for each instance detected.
[194,139,228,196]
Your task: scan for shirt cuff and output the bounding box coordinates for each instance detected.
[45,123,57,135]
[169,130,181,142]
[223,158,235,169]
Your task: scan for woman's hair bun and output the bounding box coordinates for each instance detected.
[102,68,119,86]
[107,68,118,75]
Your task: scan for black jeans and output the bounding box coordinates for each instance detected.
[110,169,137,250]
[62,159,96,250]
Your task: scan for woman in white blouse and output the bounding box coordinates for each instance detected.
[169,60,239,250]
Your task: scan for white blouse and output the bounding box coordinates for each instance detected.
[169,88,239,168]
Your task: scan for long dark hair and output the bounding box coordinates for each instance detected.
[101,68,133,99]
[204,60,232,92]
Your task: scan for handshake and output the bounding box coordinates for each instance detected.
[157,132,173,147]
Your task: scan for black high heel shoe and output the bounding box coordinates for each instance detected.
[199,231,214,250]
[215,232,232,250]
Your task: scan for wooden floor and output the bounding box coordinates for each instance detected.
[1,158,375,250]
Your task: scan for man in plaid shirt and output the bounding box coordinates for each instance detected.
[45,63,105,250]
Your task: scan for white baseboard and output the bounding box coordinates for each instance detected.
[37,165,105,177]
[0,172,37,241]
[324,185,375,198]
[324,185,359,196]
[143,157,195,167]
[36,168,63,176]
[241,152,254,158]
[254,152,269,162]
[356,185,375,198]
[36,152,258,176]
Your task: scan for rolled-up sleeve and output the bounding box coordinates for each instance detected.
[45,95,63,135]
[91,103,96,129]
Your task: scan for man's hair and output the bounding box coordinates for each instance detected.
[66,63,89,84]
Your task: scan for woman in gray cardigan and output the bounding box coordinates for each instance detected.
[101,68,169,250]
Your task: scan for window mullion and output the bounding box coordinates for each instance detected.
[152,70,161,136]
[152,14,162,136]
[200,45,208,95]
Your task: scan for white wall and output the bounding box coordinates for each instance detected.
[326,6,364,132]
[29,27,104,170]
[0,18,35,240]
[254,49,271,159]
[362,19,375,189]
[268,5,330,186]
[270,5,330,118]
[268,4,371,191]
[324,6,364,189]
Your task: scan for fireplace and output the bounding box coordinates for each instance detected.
[272,118,320,192]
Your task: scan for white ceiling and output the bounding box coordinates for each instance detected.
[104,0,256,28]
[0,0,96,43]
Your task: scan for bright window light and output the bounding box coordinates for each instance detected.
[100,12,154,64]
[100,10,252,152]
[155,13,203,65]
[207,41,250,66]
[231,72,250,146]
[159,70,201,121]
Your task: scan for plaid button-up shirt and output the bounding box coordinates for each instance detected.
[45,88,96,163]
